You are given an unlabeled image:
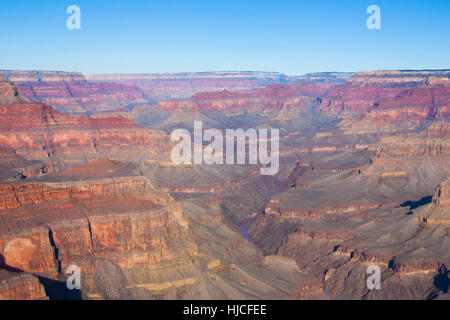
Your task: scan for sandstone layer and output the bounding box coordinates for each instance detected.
[87,71,296,101]
[1,70,449,300]
[0,71,149,115]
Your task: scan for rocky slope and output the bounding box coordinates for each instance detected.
[0,270,48,300]
[0,77,305,299]
[0,78,194,299]
[0,71,148,115]
[87,71,296,101]
[0,79,171,167]
[0,167,195,299]
[1,71,346,115]
[246,81,450,299]
[0,153,198,297]
[1,70,449,300]
[319,70,450,115]
[110,81,336,135]
[417,178,450,229]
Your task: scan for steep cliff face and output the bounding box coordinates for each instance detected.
[319,70,450,115]
[293,72,353,83]
[191,83,333,112]
[0,76,29,105]
[0,226,58,277]
[0,270,48,300]
[0,197,195,298]
[124,81,333,133]
[433,178,450,207]
[149,82,330,112]
[0,158,195,299]
[38,159,173,205]
[0,78,197,299]
[0,147,57,180]
[249,165,450,299]
[0,71,87,83]
[365,80,450,123]
[0,100,171,165]
[0,71,148,115]
[0,181,90,210]
[364,121,450,166]
[1,69,449,300]
[0,77,18,97]
[246,75,450,299]
[415,178,450,229]
[87,71,296,100]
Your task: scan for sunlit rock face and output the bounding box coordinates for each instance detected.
[0,270,48,300]
[87,71,296,101]
[319,70,450,116]
[0,159,196,299]
[0,78,195,299]
[0,71,148,115]
[433,178,450,208]
[0,70,449,300]
[0,90,171,166]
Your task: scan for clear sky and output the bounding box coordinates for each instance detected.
[0,0,449,75]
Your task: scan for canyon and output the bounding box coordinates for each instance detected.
[0,69,448,300]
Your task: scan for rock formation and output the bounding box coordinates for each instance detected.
[415,178,450,229]
[0,71,148,115]
[87,71,296,100]
[0,79,171,165]
[0,270,48,300]
[0,69,449,300]
[319,70,450,115]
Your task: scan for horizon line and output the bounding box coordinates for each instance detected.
[1,68,449,78]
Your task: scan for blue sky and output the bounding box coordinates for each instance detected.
[0,0,449,75]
